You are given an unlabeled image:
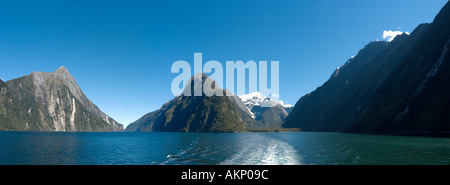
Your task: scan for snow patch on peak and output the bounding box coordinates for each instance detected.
[239,92,265,104]
[238,92,293,110]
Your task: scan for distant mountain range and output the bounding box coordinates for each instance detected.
[283,1,450,135]
[0,66,123,131]
[0,67,292,133]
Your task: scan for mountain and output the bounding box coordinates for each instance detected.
[283,2,450,135]
[238,92,293,127]
[126,73,249,132]
[0,66,123,131]
[250,104,289,127]
[225,91,263,129]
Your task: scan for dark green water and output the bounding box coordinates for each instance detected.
[0,132,449,165]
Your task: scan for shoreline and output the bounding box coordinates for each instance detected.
[1,129,450,138]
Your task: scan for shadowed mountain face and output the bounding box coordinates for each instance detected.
[0,66,123,131]
[126,74,249,132]
[251,105,288,127]
[283,2,450,134]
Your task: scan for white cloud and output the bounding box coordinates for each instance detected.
[270,93,279,100]
[382,30,410,42]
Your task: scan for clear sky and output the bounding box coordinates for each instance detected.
[0,0,447,127]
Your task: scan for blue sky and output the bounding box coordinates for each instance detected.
[0,0,447,127]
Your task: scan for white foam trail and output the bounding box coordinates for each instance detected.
[220,137,302,165]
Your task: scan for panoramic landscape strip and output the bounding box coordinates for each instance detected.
[1,0,449,178]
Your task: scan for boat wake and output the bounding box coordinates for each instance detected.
[220,136,302,165]
[157,134,302,165]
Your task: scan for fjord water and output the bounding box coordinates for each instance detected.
[0,132,449,165]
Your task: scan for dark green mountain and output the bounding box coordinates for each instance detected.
[126,74,250,132]
[283,2,450,135]
[0,66,123,131]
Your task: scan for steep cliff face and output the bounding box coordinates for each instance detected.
[0,66,123,131]
[283,2,450,134]
[347,2,450,134]
[0,79,8,125]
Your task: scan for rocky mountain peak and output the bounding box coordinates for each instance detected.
[31,66,83,105]
[56,65,68,72]
[0,66,123,131]
[54,66,72,79]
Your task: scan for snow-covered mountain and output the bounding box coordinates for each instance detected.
[239,92,293,109]
[238,92,294,121]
